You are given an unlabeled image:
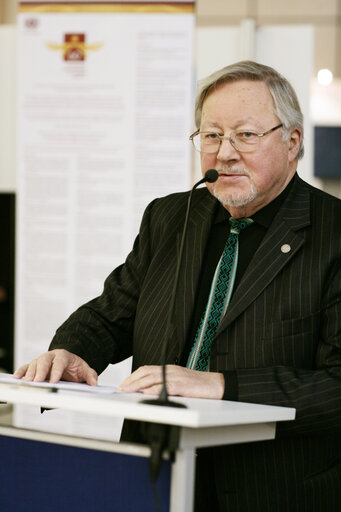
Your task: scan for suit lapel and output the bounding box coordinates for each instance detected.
[174,176,312,350]
[218,176,311,333]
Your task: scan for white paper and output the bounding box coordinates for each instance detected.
[0,373,119,394]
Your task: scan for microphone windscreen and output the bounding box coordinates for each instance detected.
[205,169,219,183]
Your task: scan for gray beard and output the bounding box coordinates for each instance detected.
[211,168,258,207]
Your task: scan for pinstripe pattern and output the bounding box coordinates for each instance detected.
[50,175,341,511]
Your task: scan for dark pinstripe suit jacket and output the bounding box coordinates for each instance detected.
[51,175,341,511]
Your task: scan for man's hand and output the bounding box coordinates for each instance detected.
[13,349,98,386]
[118,365,225,399]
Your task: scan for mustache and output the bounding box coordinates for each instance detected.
[215,166,251,177]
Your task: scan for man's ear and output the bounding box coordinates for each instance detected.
[288,128,302,162]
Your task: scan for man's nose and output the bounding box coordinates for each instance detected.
[216,137,240,161]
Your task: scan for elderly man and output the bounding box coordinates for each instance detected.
[15,61,341,512]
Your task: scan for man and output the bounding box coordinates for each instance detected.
[15,61,341,511]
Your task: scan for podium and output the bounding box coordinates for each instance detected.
[0,382,295,511]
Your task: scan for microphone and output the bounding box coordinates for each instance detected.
[141,169,219,409]
[201,168,219,184]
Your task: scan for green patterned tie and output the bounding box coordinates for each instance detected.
[187,217,253,371]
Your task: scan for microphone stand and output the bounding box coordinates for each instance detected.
[141,169,218,408]
[140,170,219,482]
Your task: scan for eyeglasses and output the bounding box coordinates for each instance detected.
[189,124,283,154]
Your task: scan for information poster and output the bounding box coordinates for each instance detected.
[16,0,194,440]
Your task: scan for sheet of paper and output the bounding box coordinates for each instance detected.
[0,373,119,394]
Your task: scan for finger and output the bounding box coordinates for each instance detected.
[119,368,162,392]
[13,364,29,379]
[85,367,98,386]
[119,366,153,387]
[119,365,160,389]
[142,385,162,396]
[49,354,69,383]
[23,360,38,381]
[119,375,161,392]
[34,353,55,382]
[49,352,98,385]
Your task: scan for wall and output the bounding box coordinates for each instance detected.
[196,0,341,79]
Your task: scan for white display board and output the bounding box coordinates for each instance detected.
[0,25,16,193]
[15,0,194,440]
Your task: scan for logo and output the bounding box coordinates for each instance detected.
[25,18,39,29]
[47,34,103,61]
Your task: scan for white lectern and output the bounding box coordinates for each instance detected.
[0,382,295,511]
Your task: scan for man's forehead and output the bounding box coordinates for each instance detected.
[201,80,275,121]
[205,79,271,100]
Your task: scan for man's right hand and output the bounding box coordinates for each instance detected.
[13,349,98,386]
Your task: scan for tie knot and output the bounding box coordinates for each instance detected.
[229,217,253,235]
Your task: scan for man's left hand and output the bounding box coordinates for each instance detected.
[118,365,225,399]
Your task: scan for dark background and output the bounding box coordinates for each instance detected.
[0,193,15,372]
[314,126,341,178]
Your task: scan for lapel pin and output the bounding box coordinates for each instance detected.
[281,244,291,254]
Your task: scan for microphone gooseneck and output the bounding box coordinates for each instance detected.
[141,169,219,408]
[140,169,219,485]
